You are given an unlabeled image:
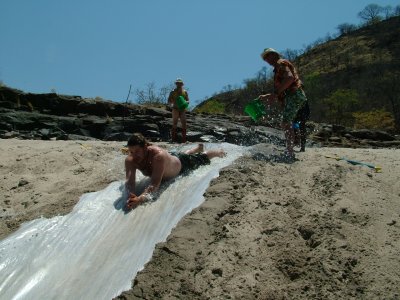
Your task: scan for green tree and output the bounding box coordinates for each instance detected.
[337,23,358,35]
[394,5,400,16]
[322,89,360,126]
[376,71,400,130]
[135,82,173,105]
[195,99,225,114]
[353,109,395,131]
[281,48,300,61]
[382,5,393,19]
[358,4,383,24]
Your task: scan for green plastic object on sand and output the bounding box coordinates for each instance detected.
[244,98,267,121]
[176,95,189,111]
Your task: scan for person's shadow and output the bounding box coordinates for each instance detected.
[113,177,177,214]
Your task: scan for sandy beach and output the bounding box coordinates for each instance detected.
[1,139,399,299]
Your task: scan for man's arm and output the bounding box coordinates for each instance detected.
[167,91,174,105]
[126,152,166,208]
[140,152,165,197]
[184,90,189,103]
[275,65,295,95]
[125,157,136,195]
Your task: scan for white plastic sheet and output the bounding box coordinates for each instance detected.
[0,143,244,300]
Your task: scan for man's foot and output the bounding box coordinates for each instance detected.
[215,149,226,158]
[281,151,296,163]
[184,143,205,155]
[205,148,226,159]
[268,151,296,163]
[198,143,204,153]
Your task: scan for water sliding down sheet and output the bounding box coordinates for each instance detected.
[0,143,244,300]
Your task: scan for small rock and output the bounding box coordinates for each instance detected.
[18,179,29,187]
[212,268,223,277]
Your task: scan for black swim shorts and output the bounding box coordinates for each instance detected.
[171,152,211,175]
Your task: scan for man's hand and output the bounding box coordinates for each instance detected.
[126,193,143,210]
[259,93,277,103]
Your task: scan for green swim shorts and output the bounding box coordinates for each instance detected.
[282,89,307,123]
[171,153,211,175]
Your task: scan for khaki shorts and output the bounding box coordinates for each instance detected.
[282,89,307,123]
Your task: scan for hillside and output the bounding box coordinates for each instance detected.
[194,16,400,132]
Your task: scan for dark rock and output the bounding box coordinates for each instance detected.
[57,134,100,141]
[199,135,219,142]
[103,132,132,141]
[37,128,51,140]
[144,107,170,117]
[374,130,395,141]
[2,131,20,139]
[1,87,398,148]
[186,131,203,142]
[18,179,29,187]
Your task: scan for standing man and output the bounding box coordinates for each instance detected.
[168,78,189,143]
[259,48,308,160]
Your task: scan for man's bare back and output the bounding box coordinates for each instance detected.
[124,133,225,210]
[125,145,181,179]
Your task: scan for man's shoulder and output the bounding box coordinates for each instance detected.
[149,146,169,164]
[149,145,168,156]
[276,59,290,66]
[125,155,137,168]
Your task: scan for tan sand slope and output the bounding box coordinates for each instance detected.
[0,139,126,239]
[117,145,400,299]
[0,139,399,299]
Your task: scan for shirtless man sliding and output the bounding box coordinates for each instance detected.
[125,133,225,209]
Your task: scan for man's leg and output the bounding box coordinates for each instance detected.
[282,121,295,157]
[299,120,306,152]
[180,112,187,143]
[282,90,307,157]
[171,109,179,142]
[204,149,226,159]
[184,143,204,154]
[184,144,225,158]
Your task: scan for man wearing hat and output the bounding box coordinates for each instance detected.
[259,48,308,160]
[168,78,190,143]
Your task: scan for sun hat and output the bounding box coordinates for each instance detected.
[175,78,184,84]
[261,48,280,59]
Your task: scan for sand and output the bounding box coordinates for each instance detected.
[1,139,399,299]
[0,139,126,239]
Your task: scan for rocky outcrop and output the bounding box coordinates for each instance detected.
[1,86,399,148]
[0,86,285,146]
[309,123,400,148]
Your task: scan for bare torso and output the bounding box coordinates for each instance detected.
[127,145,182,180]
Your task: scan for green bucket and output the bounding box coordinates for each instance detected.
[176,95,189,111]
[244,98,267,121]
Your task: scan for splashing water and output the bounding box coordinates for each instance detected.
[0,143,245,300]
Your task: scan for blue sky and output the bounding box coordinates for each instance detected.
[1,0,399,106]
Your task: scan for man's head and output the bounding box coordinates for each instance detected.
[261,48,280,65]
[127,133,149,147]
[127,133,150,161]
[175,78,184,88]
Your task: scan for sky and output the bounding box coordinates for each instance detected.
[1,0,399,107]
